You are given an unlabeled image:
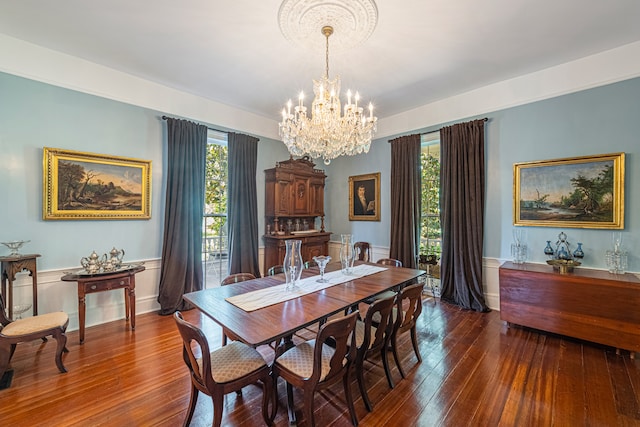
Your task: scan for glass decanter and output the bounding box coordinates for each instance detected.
[340,234,355,275]
[283,239,303,290]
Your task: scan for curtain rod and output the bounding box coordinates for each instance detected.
[420,117,489,136]
[161,115,228,134]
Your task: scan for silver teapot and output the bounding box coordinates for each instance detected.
[109,247,125,268]
[81,250,106,273]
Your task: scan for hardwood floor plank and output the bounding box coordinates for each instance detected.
[583,343,624,426]
[553,339,587,425]
[2,298,640,426]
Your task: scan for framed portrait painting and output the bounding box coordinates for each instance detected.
[349,172,380,221]
[43,147,152,220]
[513,152,624,229]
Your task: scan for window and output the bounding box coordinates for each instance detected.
[420,132,441,259]
[203,130,228,287]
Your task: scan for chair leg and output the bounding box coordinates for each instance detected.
[343,369,358,426]
[302,389,316,427]
[356,358,373,412]
[0,342,12,379]
[380,344,395,389]
[9,343,17,360]
[286,381,296,424]
[260,376,274,426]
[221,333,228,347]
[212,389,224,427]
[410,326,422,363]
[391,334,406,379]
[52,328,68,373]
[183,384,198,427]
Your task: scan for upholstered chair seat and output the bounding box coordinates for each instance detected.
[1,312,68,337]
[275,339,338,381]
[0,295,70,383]
[197,341,269,383]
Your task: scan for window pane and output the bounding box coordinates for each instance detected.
[420,132,441,258]
[203,133,228,286]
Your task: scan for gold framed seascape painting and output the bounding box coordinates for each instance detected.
[513,152,624,229]
[349,172,380,221]
[43,147,152,220]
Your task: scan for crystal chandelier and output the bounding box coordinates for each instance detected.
[279,26,377,165]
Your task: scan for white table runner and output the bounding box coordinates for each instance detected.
[225,264,387,312]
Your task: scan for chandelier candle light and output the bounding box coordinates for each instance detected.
[279,26,377,165]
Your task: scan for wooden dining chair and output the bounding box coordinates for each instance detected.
[362,258,403,305]
[389,282,424,379]
[0,294,70,383]
[272,311,360,427]
[376,258,402,267]
[173,311,274,427]
[267,265,284,276]
[220,272,256,286]
[353,241,371,262]
[354,294,396,411]
[219,273,256,346]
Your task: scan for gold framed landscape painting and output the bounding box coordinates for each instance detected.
[513,152,624,229]
[349,172,380,221]
[43,147,152,220]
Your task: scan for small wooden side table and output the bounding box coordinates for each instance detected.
[0,254,41,319]
[61,265,145,344]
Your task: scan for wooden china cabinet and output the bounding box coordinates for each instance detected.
[263,156,331,271]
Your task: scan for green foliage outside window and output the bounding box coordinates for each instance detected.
[204,142,227,238]
[420,147,441,257]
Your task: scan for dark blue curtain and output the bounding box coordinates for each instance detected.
[157,118,207,315]
[389,134,421,269]
[439,119,489,312]
[227,132,261,277]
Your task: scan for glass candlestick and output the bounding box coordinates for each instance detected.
[313,255,331,283]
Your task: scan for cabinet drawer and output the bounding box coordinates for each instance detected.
[84,276,130,293]
[303,235,329,244]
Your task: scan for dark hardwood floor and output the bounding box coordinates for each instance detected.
[2,296,640,426]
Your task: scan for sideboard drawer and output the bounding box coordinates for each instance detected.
[84,276,131,293]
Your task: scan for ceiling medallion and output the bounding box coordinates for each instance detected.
[278,0,378,54]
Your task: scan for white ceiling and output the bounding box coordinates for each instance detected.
[1,0,640,121]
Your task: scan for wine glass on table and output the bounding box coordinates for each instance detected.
[313,255,331,283]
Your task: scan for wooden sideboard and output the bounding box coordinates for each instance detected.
[263,156,330,271]
[499,261,640,355]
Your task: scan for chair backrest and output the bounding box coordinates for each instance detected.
[220,273,256,286]
[267,265,284,276]
[362,294,396,352]
[304,260,317,269]
[354,242,371,262]
[395,283,424,334]
[313,311,358,384]
[376,258,402,267]
[174,311,213,389]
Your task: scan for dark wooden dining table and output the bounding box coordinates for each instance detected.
[183,261,425,348]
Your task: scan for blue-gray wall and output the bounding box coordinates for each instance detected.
[0,71,288,270]
[326,77,640,271]
[1,71,638,273]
